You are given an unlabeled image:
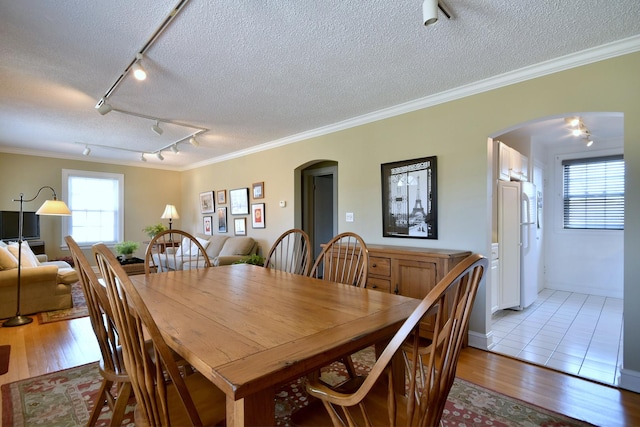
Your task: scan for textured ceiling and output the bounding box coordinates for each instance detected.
[0,0,639,170]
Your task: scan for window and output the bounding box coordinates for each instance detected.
[62,169,124,245]
[562,155,624,230]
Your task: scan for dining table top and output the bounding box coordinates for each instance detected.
[129,263,421,426]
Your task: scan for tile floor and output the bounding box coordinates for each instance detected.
[491,289,623,386]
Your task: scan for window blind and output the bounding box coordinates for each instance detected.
[562,155,624,230]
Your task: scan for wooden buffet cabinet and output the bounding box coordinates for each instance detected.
[365,244,472,338]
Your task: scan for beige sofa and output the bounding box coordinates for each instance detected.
[157,234,259,271]
[0,242,78,319]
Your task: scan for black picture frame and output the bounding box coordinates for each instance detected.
[203,216,213,235]
[199,191,215,214]
[229,188,249,215]
[217,207,227,233]
[251,203,265,228]
[381,156,437,239]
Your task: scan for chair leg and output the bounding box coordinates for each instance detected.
[110,382,132,426]
[342,355,358,379]
[88,379,112,426]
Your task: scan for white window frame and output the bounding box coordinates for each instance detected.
[61,169,124,248]
[554,149,624,233]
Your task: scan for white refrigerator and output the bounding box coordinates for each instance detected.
[498,180,538,310]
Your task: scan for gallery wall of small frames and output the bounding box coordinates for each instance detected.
[200,182,266,234]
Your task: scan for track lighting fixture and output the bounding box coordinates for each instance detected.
[82,145,91,156]
[132,53,147,81]
[170,144,179,154]
[156,152,164,161]
[422,0,451,26]
[152,120,163,135]
[95,97,113,115]
[141,153,147,162]
[189,136,199,147]
[567,116,595,147]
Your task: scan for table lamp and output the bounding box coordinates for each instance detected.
[3,186,71,327]
[160,204,179,230]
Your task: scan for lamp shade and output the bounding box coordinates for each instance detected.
[36,199,72,216]
[160,204,179,220]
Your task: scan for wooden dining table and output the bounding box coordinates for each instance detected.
[129,264,421,427]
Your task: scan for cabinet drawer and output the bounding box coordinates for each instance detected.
[369,256,391,277]
[367,277,391,293]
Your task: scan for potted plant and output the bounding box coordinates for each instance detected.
[143,223,168,239]
[114,241,139,259]
[232,254,265,266]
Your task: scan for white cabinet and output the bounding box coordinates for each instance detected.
[498,142,511,181]
[490,243,499,314]
[497,141,528,182]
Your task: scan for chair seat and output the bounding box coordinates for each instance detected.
[134,371,226,427]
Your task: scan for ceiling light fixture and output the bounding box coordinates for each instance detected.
[189,136,199,147]
[585,138,594,147]
[170,144,179,154]
[95,97,113,115]
[82,145,91,156]
[152,120,163,135]
[567,117,595,147]
[422,0,452,26]
[141,153,147,162]
[132,53,147,81]
[156,152,164,161]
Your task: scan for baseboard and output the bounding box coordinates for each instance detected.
[619,368,640,393]
[467,330,492,351]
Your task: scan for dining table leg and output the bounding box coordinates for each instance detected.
[226,387,276,427]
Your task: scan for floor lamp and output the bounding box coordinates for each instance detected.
[3,186,71,327]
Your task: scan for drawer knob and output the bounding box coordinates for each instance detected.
[372,285,378,289]
[372,263,377,267]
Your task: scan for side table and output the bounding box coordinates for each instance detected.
[117,256,146,276]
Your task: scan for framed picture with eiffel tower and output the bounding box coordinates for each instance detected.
[381,156,437,239]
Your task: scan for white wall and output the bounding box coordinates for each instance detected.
[544,137,624,298]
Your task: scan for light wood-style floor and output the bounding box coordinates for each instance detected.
[1,315,638,426]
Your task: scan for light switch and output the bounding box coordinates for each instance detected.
[346,212,354,222]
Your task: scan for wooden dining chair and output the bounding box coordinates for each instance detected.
[308,231,369,287]
[308,232,370,378]
[264,228,312,275]
[93,243,226,426]
[65,235,132,427]
[144,229,211,274]
[302,254,488,427]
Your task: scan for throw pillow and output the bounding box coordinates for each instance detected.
[0,246,18,270]
[7,242,39,268]
[175,236,209,257]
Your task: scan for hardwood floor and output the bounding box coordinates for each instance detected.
[1,315,638,426]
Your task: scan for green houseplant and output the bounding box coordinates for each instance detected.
[143,223,168,238]
[232,254,265,266]
[114,241,139,259]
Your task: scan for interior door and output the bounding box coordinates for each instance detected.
[302,164,337,261]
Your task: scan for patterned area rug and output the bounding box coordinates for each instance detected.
[37,282,88,324]
[1,348,593,427]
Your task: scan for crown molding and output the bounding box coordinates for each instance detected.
[186,34,640,170]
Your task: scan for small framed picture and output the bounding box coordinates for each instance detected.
[203,216,213,235]
[217,190,226,205]
[252,182,264,199]
[229,188,249,215]
[234,217,246,236]
[199,191,215,214]
[217,207,227,233]
[251,203,265,229]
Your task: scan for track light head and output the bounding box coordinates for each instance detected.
[132,53,147,81]
[152,120,163,135]
[82,145,91,156]
[156,151,164,161]
[141,153,147,162]
[170,144,179,154]
[422,0,439,26]
[189,136,200,147]
[95,97,113,115]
